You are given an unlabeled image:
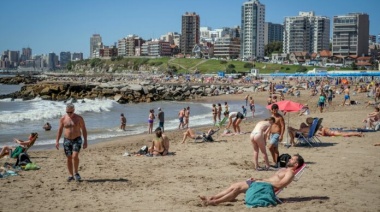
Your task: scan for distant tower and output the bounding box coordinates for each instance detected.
[90,34,102,58]
[241,0,265,59]
[180,12,200,55]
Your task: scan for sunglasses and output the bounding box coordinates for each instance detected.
[66,111,74,114]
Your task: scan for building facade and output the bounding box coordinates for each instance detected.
[90,34,102,58]
[180,12,200,55]
[283,11,330,54]
[264,22,283,45]
[21,47,32,62]
[118,35,144,57]
[72,52,83,61]
[213,37,241,59]
[60,51,71,68]
[240,0,265,60]
[141,40,172,56]
[332,13,369,56]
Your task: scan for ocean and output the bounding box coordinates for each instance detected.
[0,83,269,150]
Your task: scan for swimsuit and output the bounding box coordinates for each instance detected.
[269,133,280,147]
[344,94,350,100]
[148,119,153,124]
[63,136,82,156]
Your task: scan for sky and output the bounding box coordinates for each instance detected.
[0,0,379,58]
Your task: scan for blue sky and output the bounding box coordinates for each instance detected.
[0,0,379,58]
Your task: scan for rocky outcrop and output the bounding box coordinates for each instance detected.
[0,82,246,103]
[0,75,38,84]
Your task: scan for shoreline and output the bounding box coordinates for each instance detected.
[1,83,380,211]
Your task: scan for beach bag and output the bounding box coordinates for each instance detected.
[15,153,32,166]
[11,146,24,158]
[277,154,291,168]
[138,145,148,155]
[202,133,214,142]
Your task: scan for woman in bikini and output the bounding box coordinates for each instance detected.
[217,103,222,122]
[318,127,363,137]
[148,109,155,134]
[250,117,274,171]
[212,104,217,125]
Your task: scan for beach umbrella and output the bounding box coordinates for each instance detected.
[266,100,304,145]
[266,100,304,112]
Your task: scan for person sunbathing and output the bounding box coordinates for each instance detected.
[317,127,363,137]
[181,128,215,144]
[199,154,304,206]
[148,127,169,156]
[363,107,380,129]
[0,132,38,159]
[287,117,314,146]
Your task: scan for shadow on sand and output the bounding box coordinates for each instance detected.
[84,178,129,183]
[279,196,330,203]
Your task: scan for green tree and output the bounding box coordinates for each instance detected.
[296,66,308,72]
[243,63,254,69]
[226,64,236,73]
[351,62,358,70]
[264,41,283,56]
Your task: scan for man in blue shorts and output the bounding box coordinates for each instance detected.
[56,103,88,182]
[269,104,285,167]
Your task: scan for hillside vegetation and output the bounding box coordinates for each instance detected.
[68,57,346,74]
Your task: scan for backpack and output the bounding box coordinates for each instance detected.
[15,153,32,166]
[277,154,291,168]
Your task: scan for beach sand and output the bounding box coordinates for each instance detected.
[1,87,380,212]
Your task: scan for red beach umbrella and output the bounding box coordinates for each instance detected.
[266,100,304,113]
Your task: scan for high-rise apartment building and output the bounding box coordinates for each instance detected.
[72,52,83,61]
[90,34,102,58]
[264,22,283,45]
[283,11,330,54]
[240,0,265,59]
[48,52,56,70]
[21,47,32,62]
[60,51,71,68]
[332,13,369,56]
[180,12,200,55]
[118,35,144,57]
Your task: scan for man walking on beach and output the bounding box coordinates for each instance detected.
[342,86,350,106]
[56,103,88,182]
[157,107,165,132]
[178,108,185,129]
[269,104,285,167]
[183,106,190,129]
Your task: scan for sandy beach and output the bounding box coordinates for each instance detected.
[1,86,380,212]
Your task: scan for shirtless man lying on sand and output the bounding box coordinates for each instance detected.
[199,154,304,206]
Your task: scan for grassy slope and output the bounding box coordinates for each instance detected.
[74,57,353,74]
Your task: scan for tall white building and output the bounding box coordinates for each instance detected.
[240,0,265,59]
[283,11,330,54]
[90,34,102,58]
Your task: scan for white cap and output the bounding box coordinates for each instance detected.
[158,107,161,111]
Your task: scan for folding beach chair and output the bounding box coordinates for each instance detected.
[296,118,319,147]
[312,118,323,144]
[275,163,307,203]
[215,116,228,128]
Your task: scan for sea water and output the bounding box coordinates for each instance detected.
[0,83,269,149]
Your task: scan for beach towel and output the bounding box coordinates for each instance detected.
[245,182,277,208]
[11,146,24,158]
